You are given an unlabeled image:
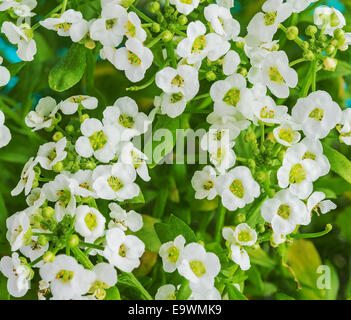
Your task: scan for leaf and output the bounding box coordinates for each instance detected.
[336,206,351,243]
[246,196,267,228]
[247,265,264,293]
[226,283,248,300]
[132,215,161,253]
[276,293,295,300]
[104,286,120,300]
[118,271,152,300]
[49,43,87,92]
[322,143,351,184]
[247,247,276,269]
[0,192,8,241]
[6,62,26,77]
[154,214,197,244]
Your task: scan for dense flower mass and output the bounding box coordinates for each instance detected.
[0,0,350,301]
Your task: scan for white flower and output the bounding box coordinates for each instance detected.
[0,56,10,87]
[92,163,139,201]
[170,0,200,15]
[223,223,257,247]
[39,255,95,300]
[230,245,250,271]
[71,170,97,198]
[90,3,127,46]
[0,109,11,148]
[314,6,345,36]
[159,235,185,273]
[1,21,36,61]
[156,65,199,100]
[271,232,286,246]
[25,97,59,131]
[37,137,67,170]
[75,205,106,243]
[155,284,176,300]
[42,174,77,222]
[6,210,31,251]
[40,9,89,42]
[75,118,120,163]
[261,189,310,235]
[249,51,298,98]
[107,202,143,232]
[216,0,234,9]
[215,166,260,211]
[123,11,146,42]
[103,228,145,272]
[118,142,150,182]
[208,143,236,174]
[11,157,38,196]
[341,33,351,51]
[103,96,150,141]
[338,108,351,145]
[0,0,37,17]
[176,21,230,64]
[26,188,45,208]
[19,231,49,266]
[113,38,153,82]
[287,0,318,13]
[191,165,218,200]
[201,125,240,154]
[189,287,221,300]
[292,90,342,139]
[154,92,188,118]
[223,50,240,76]
[0,253,31,297]
[247,0,293,42]
[307,191,336,215]
[204,4,240,41]
[273,119,301,147]
[252,95,289,125]
[89,263,117,299]
[210,73,252,116]
[60,95,98,115]
[207,109,250,131]
[178,243,220,292]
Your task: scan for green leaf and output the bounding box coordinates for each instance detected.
[247,265,264,293]
[322,143,351,184]
[226,283,248,300]
[132,215,161,253]
[246,196,267,228]
[118,271,152,300]
[276,293,295,300]
[5,62,27,77]
[104,286,121,300]
[49,43,87,92]
[0,192,8,241]
[154,214,197,244]
[247,247,276,269]
[336,206,351,243]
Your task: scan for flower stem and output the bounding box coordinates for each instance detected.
[130,5,155,24]
[290,224,332,240]
[71,247,94,270]
[215,200,226,243]
[146,32,164,48]
[289,58,306,67]
[61,0,68,14]
[32,4,64,31]
[79,242,104,250]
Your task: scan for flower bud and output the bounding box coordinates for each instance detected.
[43,206,55,218]
[37,235,48,246]
[85,39,96,50]
[325,44,335,55]
[65,124,75,134]
[152,23,160,33]
[257,224,266,233]
[303,50,315,61]
[206,71,216,81]
[255,170,267,184]
[334,28,344,40]
[120,0,135,8]
[43,251,55,263]
[162,30,173,42]
[85,161,97,170]
[52,131,64,142]
[237,66,247,77]
[323,57,337,71]
[286,26,298,40]
[234,213,246,224]
[248,159,256,170]
[68,234,80,248]
[278,149,286,162]
[305,25,317,36]
[53,161,64,173]
[80,113,89,123]
[149,1,160,13]
[165,6,174,16]
[244,131,256,143]
[178,15,188,26]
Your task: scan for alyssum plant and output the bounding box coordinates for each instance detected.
[0,0,350,300]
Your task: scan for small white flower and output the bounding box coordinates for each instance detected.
[108,202,143,232]
[0,253,32,297]
[204,4,240,41]
[19,231,49,266]
[39,255,95,300]
[0,56,10,87]
[189,287,221,300]
[292,90,342,139]
[25,97,59,131]
[247,0,293,42]
[224,223,258,247]
[0,109,11,148]
[90,3,127,46]
[338,108,351,145]
[176,21,230,64]
[273,120,301,147]
[103,228,145,272]
[42,174,77,222]
[123,11,146,42]
[89,263,117,299]
[215,166,260,211]
[37,137,67,170]
[252,95,289,125]
[314,6,345,36]
[191,165,218,200]
[118,142,150,182]
[207,109,250,131]
[208,143,236,174]
[103,96,150,141]
[201,124,240,153]
[156,65,199,100]
[159,235,185,273]
[178,243,220,292]
[6,210,31,251]
[216,0,234,9]
[92,163,139,201]
[271,232,286,246]
[71,170,97,198]
[287,0,318,13]
[75,205,106,243]
[0,0,37,17]
[11,157,38,196]
[26,188,45,208]
[230,245,250,271]
[261,189,310,235]
[60,95,98,115]
[307,191,336,215]
[113,38,153,82]
[170,0,200,15]
[223,50,240,76]
[1,21,36,61]
[75,118,120,163]
[249,51,298,98]
[155,284,177,300]
[154,92,188,118]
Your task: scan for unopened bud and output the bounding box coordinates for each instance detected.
[52,131,64,142]
[286,26,299,40]
[206,71,216,81]
[323,57,337,71]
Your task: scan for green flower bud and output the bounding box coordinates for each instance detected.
[85,161,97,170]
[149,1,160,13]
[37,235,48,246]
[80,113,89,123]
[43,251,55,263]
[85,39,96,50]
[68,234,80,248]
[65,124,75,134]
[334,28,344,40]
[52,131,64,142]
[165,6,174,16]
[178,15,188,26]
[257,224,266,233]
[237,66,247,77]
[248,159,256,170]
[303,50,315,61]
[337,36,346,49]
[302,41,309,50]
[53,161,64,173]
[206,71,217,81]
[278,149,286,162]
[330,12,340,27]
[305,25,317,36]
[255,170,267,184]
[162,30,173,42]
[286,26,299,40]
[245,131,256,143]
[325,44,335,55]
[120,0,135,8]
[234,213,246,224]
[151,23,160,33]
[319,34,328,42]
[43,206,55,218]
[323,57,337,71]
[168,23,177,32]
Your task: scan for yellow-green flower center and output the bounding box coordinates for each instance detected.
[48,148,57,162]
[309,108,324,121]
[302,151,316,160]
[237,229,253,243]
[119,244,127,257]
[277,204,291,220]
[278,128,294,143]
[106,18,117,30]
[54,22,72,32]
[166,245,180,263]
[119,114,135,129]
[189,260,206,277]
[171,74,185,87]
[289,163,306,184]
[180,0,192,4]
[264,11,277,26]
[268,66,284,84]
[170,92,184,103]
[229,179,245,198]
[56,270,74,283]
[89,280,110,300]
[84,212,98,231]
[192,35,206,54]
[108,176,124,192]
[260,106,275,119]
[127,50,142,65]
[223,88,241,107]
[89,131,107,151]
[203,180,214,190]
[56,189,71,207]
[125,20,136,37]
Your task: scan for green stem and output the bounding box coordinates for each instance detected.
[71,247,94,270]
[29,255,44,267]
[32,4,64,31]
[146,32,164,48]
[291,224,333,240]
[61,0,68,14]
[126,74,156,91]
[289,58,306,67]
[260,123,265,152]
[130,5,155,24]
[177,279,191,300]
[311,60,317,92]
[215,200,226,243]
[79,242,104,250]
